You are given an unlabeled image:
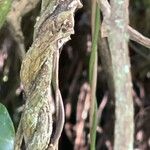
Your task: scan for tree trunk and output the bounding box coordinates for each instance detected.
[108,0,134,149]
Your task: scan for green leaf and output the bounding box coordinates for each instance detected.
[0,103,15,150]
[0,0,12,29]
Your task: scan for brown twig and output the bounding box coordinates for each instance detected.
[97,92,108,124]
[74,83,90,150]
[128,26,150,49]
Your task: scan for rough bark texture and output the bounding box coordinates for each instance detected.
[108,0,134,149]
[14,0,82,149]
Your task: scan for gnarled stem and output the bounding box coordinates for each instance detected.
[14,0,82,149]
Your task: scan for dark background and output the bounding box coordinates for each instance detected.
[0,0,150,149]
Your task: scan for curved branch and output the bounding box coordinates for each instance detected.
[128,26,150,49]
[7,0,40,60]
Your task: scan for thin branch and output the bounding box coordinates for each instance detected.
[7,0,40,60]
[97,0,150,49]
[74,83,90,150]
[128,26,150,49]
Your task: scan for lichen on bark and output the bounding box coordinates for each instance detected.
[108,0,134,149]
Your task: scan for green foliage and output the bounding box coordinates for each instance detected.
[0,0,12,29]
[0,103,15,150]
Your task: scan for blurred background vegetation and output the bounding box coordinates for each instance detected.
[0,0,149,149]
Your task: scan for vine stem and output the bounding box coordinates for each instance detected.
[89,2,100,150]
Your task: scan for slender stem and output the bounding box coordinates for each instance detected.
[89,3,100,150]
